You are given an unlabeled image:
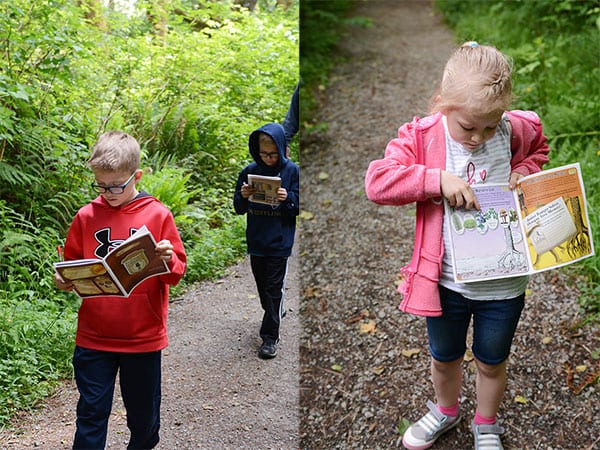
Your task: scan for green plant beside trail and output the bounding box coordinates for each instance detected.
[435,0,600,321]
[0,0,298,425]
[300,0,371,129]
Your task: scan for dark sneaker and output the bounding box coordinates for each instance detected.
[472,422,505,450]
[258,341,278,359]
[402,400,461,450]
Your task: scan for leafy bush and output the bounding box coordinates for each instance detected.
[0,0,297,424]
[300,1,371,124]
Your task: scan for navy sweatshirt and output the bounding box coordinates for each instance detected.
[233,123,300,257]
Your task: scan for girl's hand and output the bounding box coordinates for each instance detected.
[155,240,174,262]
[241,182,256,199]
[54,272,74,291]
[441,171,480,210]
[276,187,288,202]
[508,172,523,190]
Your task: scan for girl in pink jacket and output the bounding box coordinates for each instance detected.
[365,43,549,450]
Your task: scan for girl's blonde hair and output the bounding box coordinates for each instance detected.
[430,42,513,115]
[88,131,140,173]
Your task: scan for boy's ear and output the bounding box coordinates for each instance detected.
[134,169,144,182]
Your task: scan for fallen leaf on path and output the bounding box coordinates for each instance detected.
[372,365,386,375]
[542,336,553,344]
[564,362,600,395]
[401,348,420,358]
[397,417,411,436]
[303,286,321,298]
[318,171,329,181]
[360,320,377,334]
[514,395,527,404]
[331,364,343,372]
[299,210,314,220]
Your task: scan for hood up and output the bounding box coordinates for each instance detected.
[248,123,288,174]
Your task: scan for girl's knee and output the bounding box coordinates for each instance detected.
[431,357,463,373]
[475,359,506,378]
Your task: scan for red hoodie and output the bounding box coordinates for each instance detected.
[63,194,187,353]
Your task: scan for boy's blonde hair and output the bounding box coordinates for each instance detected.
[431,42,513,115]
[88,131,140,173]
[258,132,275,146]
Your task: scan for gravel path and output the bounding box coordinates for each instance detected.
[0,251,299,449]
[299,1,599,449]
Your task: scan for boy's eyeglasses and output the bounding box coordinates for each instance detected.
[91,172,136,194]
[259,152,278,159]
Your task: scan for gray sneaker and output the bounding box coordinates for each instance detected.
[472,422,505,450]
[402,400,461,450]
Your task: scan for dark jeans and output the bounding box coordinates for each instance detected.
[250,255,288,344]
[72,346,161,450]
[426,286,525,365]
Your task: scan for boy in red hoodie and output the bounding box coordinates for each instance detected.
[54,131,186,449]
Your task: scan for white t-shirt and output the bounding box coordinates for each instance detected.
[439,114,528,300]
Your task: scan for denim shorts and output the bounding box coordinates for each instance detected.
[426,285,525,365]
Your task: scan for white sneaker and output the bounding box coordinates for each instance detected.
[472,422,505,450]
[402,400,461,450]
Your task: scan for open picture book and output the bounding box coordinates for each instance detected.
[248,174,281,206]
[54,225,170,298]
[446,163,594,283]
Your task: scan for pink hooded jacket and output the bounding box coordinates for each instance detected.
[365,111,550,317]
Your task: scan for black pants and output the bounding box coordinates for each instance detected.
[250,255,288,344]
[72,346,161,450]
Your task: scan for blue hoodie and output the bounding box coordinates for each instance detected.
[233,123,300,257]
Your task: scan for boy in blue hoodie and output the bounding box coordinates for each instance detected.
[233,123,300,359]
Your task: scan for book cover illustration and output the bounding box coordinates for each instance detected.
[247,174,281,206]
[447,163,594,283]
[55,225,169,298]
[448,184,530,282]
[515,164,592,271]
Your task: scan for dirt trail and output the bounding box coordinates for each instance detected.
[0,250,299,449]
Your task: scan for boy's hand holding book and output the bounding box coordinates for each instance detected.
[155,239,174,262]
[276,187,288,202]
[241,182,256,199]
[54,271,75,292]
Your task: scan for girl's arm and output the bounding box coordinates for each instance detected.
[508,110,550,178]
[365,121,442,206]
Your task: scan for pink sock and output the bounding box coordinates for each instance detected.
[437,402,459,417]
[474,410,496,425]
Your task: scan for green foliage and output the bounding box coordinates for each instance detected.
[397,417,411,437]
[183,214,247,282]
[434,0,600,315]
[300,1,371,126]
[0,0,297,424]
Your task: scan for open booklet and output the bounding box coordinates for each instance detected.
[54,225,170,298]
[247,174,281,206]
[446,163,594,283]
